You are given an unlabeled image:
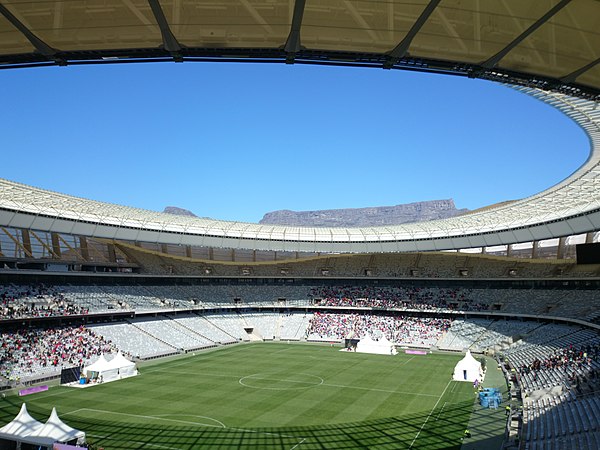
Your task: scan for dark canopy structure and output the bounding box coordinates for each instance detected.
[1,0,599,100]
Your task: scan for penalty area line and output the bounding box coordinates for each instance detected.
[76,408,307,445]
[62,408,226,428]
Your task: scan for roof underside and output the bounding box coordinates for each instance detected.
[1,0,599,100]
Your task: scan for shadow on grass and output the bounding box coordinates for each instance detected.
[0,395,506,449]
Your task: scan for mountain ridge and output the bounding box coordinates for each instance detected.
[258,199,469,227]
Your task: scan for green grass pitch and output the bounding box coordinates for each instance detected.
[0,343,476,449]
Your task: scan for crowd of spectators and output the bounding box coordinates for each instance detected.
[1,284,88,320]
[305,312,452,347]
[0,325,114,382]
[309,285,487,311]
[519,343,600,378]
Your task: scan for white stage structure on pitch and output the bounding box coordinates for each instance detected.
[83,352,137,382]
[355,335,398,355]
[453,350,484,382]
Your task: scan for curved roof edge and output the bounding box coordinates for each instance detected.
[1,86,599,253]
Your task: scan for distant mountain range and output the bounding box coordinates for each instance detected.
[163,199,469,227]
[163,206,198,217]
[259,199,469,227]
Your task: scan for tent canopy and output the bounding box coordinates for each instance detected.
[356,335,397,356]
[0,404,85,448]
[83,352,137,381]
[453,350,484,383]
[82,354,110,376]
[0,403,43,437]
[106,352,135,371]
[23,407,85,446]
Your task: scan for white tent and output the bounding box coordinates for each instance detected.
[0,403,43,437]
[83,354,119,381]
[355,335,397,355]
[23,407,85,447]
[0,404,84,450]
[453,350,484,382]
[82,354,110,376]
[83,352,137,383]
[105,351,137,378]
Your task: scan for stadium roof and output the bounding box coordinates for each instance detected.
[1,85,600,253]
[1,0,599,100]
[1,1,600,253]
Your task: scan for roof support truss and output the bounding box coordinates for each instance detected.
[482,0,572,69]
[284,0,307,63]
[29,230,60,259]
[0,3,64,65]
[561,57,600,84]
[385,0,441,69]
[56,233,85,261]
[147,0,183,61]
[0,227,33,258]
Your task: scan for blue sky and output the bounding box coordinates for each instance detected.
[1,62,589,223]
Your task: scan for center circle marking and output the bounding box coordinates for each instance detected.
[239,373,324,390]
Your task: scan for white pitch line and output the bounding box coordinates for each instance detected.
[145,369,244,378]
[289,437,306,450]
[409,380,453,448]
[87,433,181,450]
[62,408,225,428]
[323,382,439,397]
[143,345,251,374]
[228,427,301,440]
[74,408,306,443]
[402,356,416,365]
[153,414,226,428]
[435,402,447,421]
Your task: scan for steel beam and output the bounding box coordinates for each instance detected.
[0,3,64,65]
[148,0,183,61]
[385,0,441,68]
[482,0,572,69]
[561,57,600,84]
[284,0,307,63]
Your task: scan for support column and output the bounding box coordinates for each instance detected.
[107,243,117,263]
[21,229,33,257]
[557,237,568,259]
[252,250,256,262]
[586,232,595,244]
[185,245,192,258]
[506,244,513,257]
[208,247,214,260]
[51,232,62,259]
[79,236,89,261]
[532,241,540,259]
[161,243,168,254]
[231,249,235,261]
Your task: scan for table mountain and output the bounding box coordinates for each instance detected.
[259,199,468,227]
